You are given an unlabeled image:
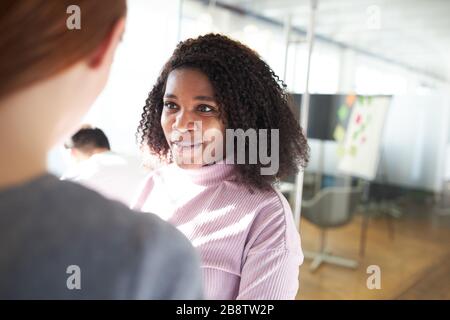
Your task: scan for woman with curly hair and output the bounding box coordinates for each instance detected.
[133,33,309,300]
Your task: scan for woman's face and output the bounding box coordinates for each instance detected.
[161,68,225,169]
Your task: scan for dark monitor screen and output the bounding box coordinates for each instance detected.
[290,94,352,141]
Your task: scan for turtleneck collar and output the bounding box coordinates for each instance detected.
[168,160,236,186]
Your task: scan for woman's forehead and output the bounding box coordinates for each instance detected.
[165,68,215,98]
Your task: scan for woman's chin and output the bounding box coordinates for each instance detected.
[174,161,204,170]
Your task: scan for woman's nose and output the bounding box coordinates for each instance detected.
[173,111,199,131]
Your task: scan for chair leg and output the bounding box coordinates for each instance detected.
[322,254,358,269]
[304,229,359,272]
[310,229,327,271]
[319,228,327,253]
[385,211,395,240]
[304,251,358,272]
[359,211,370,258]
[310,254,324,271]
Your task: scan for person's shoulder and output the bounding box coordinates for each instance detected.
[22,176,178,249]
[55,178,181,240]
[244,185,300,252]
[1,175,201,299]
[249,187,290,224]
[264,187,294,218]
[217,179,290,219]
[233,183,290,214]
[54,177,200,280]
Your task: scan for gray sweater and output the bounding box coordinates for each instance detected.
[0,174,203,299]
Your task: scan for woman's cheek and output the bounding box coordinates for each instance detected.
[160,113,172,136]
[202,120,226,161]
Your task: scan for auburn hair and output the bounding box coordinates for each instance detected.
[0,0,126,99]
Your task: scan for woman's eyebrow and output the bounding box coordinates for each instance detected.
[194,95,215,102]
[163,94,215,102]
[164,93,177,99]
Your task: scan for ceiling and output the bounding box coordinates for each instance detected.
[203,0,450,82]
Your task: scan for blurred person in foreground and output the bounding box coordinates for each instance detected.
[0,0,202,299]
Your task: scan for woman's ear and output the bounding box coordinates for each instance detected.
[87,17,126,69]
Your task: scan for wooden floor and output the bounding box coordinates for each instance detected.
[296,201,450,300]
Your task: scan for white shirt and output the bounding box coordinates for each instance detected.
[62,151,148,206]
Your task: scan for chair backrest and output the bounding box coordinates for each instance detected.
[301,186,363,228]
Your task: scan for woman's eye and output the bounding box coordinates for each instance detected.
[198,105,214,113]
[163,102,178,110]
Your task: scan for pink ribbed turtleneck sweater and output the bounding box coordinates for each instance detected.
[132,162,303,300]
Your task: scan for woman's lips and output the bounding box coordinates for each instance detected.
[171,141,203,153]
[172,140,203,147]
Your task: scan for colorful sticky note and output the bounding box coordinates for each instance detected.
[346,94,356,107]
[333,125,346,142]
[338,104,349,121]
[358,95,365,105]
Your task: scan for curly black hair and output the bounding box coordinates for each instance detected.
[137,33,309,190]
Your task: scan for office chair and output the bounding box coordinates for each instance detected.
[302,186,363,272]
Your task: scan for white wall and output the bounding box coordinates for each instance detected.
[379,94,450,192]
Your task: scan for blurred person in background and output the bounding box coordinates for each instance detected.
[62,126,147,205]
[0,0,202,299]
